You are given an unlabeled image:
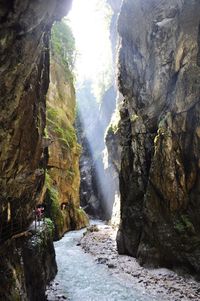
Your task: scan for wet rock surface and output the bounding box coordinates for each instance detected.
[0,222,57,301]
[81,224,200,301]
[117,0,200,272]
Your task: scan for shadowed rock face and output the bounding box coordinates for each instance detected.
[117,0,200,273]
[0,0,71,298]
[0,223,57,301]
[0,0,72,236]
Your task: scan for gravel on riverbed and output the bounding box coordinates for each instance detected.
[80,224,200,301]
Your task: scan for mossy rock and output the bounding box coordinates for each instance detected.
[44,172,66,239]
[44,172,89,239]
[47,106,77,150]
[44,181,64,240]
[174,215,195,235]
[74,207,89,229]
[51,20,75,80]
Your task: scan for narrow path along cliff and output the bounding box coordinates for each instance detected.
[46,221,200,301]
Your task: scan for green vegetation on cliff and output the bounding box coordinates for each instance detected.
[51,19,76,72]
[43,19,88,239]
[44,170,89,240]
[47,107,77,150]
[44,171,64,239]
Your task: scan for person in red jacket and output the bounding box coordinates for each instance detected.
[35,206,44,227]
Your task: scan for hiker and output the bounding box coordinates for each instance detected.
[61,203,67,210]
[35,206,44,227]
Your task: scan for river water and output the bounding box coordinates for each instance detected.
[46,223,157,301]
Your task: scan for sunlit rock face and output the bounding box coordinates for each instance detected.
[107,0,122,60]
[44,21,89,239]
[117,0,200,273]
[0,0,72,239]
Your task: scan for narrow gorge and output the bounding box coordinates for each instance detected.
[0,0,200,300]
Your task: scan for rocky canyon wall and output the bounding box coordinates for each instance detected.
[117,0,200,273]
[0,0,72,298]
[0,0,72,242]
[44,21,89,240]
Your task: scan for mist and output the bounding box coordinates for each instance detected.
[68,0,120,221]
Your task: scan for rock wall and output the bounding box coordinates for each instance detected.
[75,80,104,218]
[0,0,72,241]
[117,0,200,273]
[76,114,104,218]
[0,0,72,299]
[44,21,89,240]
[105,106,122,226]
[0,221,57,301]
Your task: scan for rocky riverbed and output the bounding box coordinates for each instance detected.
[81,224,200,301]
[46,221,159,301]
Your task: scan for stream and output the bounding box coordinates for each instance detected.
[46,222,157,301]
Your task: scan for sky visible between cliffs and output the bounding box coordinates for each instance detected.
[68,0,113,102]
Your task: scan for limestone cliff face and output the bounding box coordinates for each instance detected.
[0,0,71,298]
[117,0,200,273]
[44,21,89,239]
[0,0,72,240]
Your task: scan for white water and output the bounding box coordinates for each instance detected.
[47,223,156,301]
